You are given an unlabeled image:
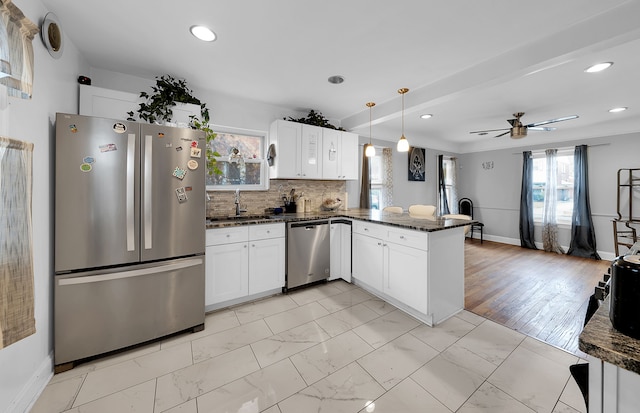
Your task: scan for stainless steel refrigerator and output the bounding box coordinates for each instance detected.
[54,113,206,371]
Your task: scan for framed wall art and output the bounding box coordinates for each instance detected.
[408,146,425,181]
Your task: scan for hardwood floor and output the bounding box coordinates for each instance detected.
[464,239,611,356]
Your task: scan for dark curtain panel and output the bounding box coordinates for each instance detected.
[437,154,450,215]
[519,151,537,249]
[568,145,601,259]
[359,145,371,209]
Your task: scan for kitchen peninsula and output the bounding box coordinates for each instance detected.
[207,209,473,326]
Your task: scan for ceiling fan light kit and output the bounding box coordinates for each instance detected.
[470,111,578,139]
[397,88,410,152]
[365,102,376,157]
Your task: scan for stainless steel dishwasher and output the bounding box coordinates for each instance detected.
[286,220,330,291]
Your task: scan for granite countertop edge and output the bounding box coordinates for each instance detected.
[206,208,476,232]
[579,296,640,374]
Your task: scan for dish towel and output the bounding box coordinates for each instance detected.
[267,143,276,166]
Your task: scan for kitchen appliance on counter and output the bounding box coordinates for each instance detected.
[610,242,640,339]
[54,113,206,372]
[285,220,330,291]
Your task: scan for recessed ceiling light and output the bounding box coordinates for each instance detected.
[584,62,613,73]
[609,107,628,113]
[420,114,433,119]
[327,75,345,84]
[190,25,217,42]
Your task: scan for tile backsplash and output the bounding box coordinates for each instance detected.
[206,179,347,217]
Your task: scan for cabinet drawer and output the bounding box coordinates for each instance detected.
[353,220,387,239]
[387,228,428,251]
[249,223,285,240]
[206,226,249,246]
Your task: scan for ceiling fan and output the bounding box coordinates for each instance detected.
[470,112,579,139]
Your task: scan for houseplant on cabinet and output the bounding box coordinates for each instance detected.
[127,75,220,175]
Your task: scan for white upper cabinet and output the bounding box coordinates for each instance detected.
[301,124,322,179]
[269,119,358,180]
[339,131,358,180]
[269,119,301,178]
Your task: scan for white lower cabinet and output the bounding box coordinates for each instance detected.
[206,223,285,309]
[248,237,285,294]
[352,232,384,291]
[588,357,640,413]
[384,242,428,314]
[329,221,352,282]
[352,220,464,326]
[206,242,249,305]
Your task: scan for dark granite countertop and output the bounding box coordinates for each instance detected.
[206,208,475,232]
[579,296,640,374]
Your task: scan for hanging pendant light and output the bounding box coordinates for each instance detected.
[397,88,410,152]
[365,102,376,157]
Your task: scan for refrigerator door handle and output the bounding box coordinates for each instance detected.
[144,134,153,250]
[126,133,136,252]
[57,258,203,286]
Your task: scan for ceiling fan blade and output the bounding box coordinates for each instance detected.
[469,128,510,134]
[526,115,579,127]
[528,126,557,131]
[494,131,511,138]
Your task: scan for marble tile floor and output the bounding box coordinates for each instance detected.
[32,280,588,413]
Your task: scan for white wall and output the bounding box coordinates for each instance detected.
[0,1,88,412]
[458,132,640,259]
[352,135,456,209]
[87,68,306,134]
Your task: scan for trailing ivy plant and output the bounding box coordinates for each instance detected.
[126,75,209,124]
[189,115,221,176]
[126,75,220,175]
[285,109,345,130]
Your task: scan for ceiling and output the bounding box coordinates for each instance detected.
[40,0,640,153]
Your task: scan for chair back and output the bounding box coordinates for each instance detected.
[383,206,403,214]
[459,198,474,218]
[442,214,472,235]
[408,204,436,218]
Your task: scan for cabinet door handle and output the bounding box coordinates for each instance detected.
[252,244,255,247]
[400,235,405,239]
[377,242,382,246]
[364,228,369,232]
[226,234,231,238]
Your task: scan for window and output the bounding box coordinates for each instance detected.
[207,126,269,191]
[369,153,383,209]
[532,150,574,224]
[442,157,456,212]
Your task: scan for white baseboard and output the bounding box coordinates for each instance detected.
[9,352,53,413]
[470,234,616,262]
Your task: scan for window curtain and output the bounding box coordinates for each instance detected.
[519,151,537,249]
[567,145,601,259]
[437,154,450,215]
[0,136,35,349]
[381,148,393,208]
[542,149,564,254]
[359,144,371,209]
[0,0,38,99]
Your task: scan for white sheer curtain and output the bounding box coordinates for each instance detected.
[542,149,564,253]
[0,0,38,98]
[449,157,459,214]
[381,148,393,208]
[0,136,35,348]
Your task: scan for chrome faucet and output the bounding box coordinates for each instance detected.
[234,189,247,216]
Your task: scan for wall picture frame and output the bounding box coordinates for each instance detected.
[408,146,426,181]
